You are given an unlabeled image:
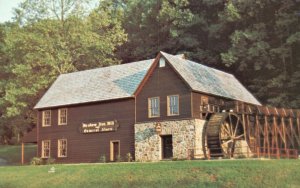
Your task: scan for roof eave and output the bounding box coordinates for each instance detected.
[34,96,135,110]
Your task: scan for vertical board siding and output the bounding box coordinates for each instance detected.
[136,61,192,122]
[37,99,135,163]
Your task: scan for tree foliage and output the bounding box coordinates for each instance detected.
[118,0,300,108]
[0,0,126,143]
[0,0,299,143]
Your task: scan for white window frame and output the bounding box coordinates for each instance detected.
[58,139,67,158]
[58,108,67,125]
[148,97,160,118]
[42,140,51,158]
[167,95,180,116]
[42,110,51,127]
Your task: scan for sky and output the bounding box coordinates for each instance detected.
[0,0,23,23]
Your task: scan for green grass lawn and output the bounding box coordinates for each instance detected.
[0,144,37,165]
[0,159,299,188]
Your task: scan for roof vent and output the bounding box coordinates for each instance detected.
[159,57,165,67]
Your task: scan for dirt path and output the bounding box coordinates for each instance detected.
[0,158,7,166]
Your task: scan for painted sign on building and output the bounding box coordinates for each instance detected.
[80,120,119,133]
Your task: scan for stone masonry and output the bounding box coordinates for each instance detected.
[134,119,206,161]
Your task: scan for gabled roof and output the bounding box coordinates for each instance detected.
[161,52,261,105]
[34,59,153,109]
[35,51,260,109]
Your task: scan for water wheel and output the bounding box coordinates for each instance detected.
[204,113,246,158]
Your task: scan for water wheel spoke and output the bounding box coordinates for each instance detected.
[221,139,233,145]
[225,123,232,136]
[234,134,244,140]
[234,117,240,136]
[222,125,231,135]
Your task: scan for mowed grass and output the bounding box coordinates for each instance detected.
[0,159,299,188]
[0,144,37,165]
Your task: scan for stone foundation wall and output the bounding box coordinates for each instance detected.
[134,119,206,161]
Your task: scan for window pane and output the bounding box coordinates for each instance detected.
[43,111,51,126]
[58,139,67,157]
[59,109,67,125]
[149,97,160,117]
[42,140,50,158]
[168,95,179,115]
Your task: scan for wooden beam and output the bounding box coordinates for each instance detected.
[289,118,299,146]
[273,116,279,159]
[281,117,287,150]
[255,115,261,154]
[264,116,270,158]
[21,142,24,165]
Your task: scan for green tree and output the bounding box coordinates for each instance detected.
[117,0,194,63]
[0,0,126,143]
[221,0,300,108]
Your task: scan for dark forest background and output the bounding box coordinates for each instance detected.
[0,0,299,144]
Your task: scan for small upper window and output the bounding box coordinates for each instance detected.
[148,97,160,118]
[168,95,179,116]
[58,108,67,125]
[42,110,51,127]
[159,57,165,67]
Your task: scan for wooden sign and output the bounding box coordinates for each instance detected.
[155,122,162,134]
[80,120,119,134]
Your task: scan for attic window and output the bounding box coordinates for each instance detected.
[159,57,165,67]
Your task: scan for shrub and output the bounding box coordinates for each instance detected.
[116,155,122,162]
[46,157,56,165]
[30,157,43,165]
[126,153,133,162]
[99,155,106,163]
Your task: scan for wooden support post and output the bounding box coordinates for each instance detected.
[273,116,280,159]
[264,116,270,158]
[289,117,299,147]
[255,116,260,154]
[21,142,24,165]
[282,117,287,150]
[242,114,247,142]
[297,117,300,139]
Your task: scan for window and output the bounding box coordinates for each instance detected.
[148,97,160,118]
[58,139,67,157]
[58,108,67,125]
[42,110,51,127]
[159,57,165,67]
[42,140,50,158]
[167,95,179,116]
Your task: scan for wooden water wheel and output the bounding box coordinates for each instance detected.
[204,113,247,158]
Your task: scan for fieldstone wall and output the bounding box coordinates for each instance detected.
[134,119,206,161]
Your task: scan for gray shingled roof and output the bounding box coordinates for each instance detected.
[161,52,261,105]
[34,59,153,109]
[35,52,260,109]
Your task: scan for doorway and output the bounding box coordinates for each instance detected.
[110,140,120,161]
[161,135,173,159]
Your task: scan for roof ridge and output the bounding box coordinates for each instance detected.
[161,51,233,77]
[60,58,155,77]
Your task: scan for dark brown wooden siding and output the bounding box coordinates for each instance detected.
[37,99,135,163]
[136,60,192,122]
